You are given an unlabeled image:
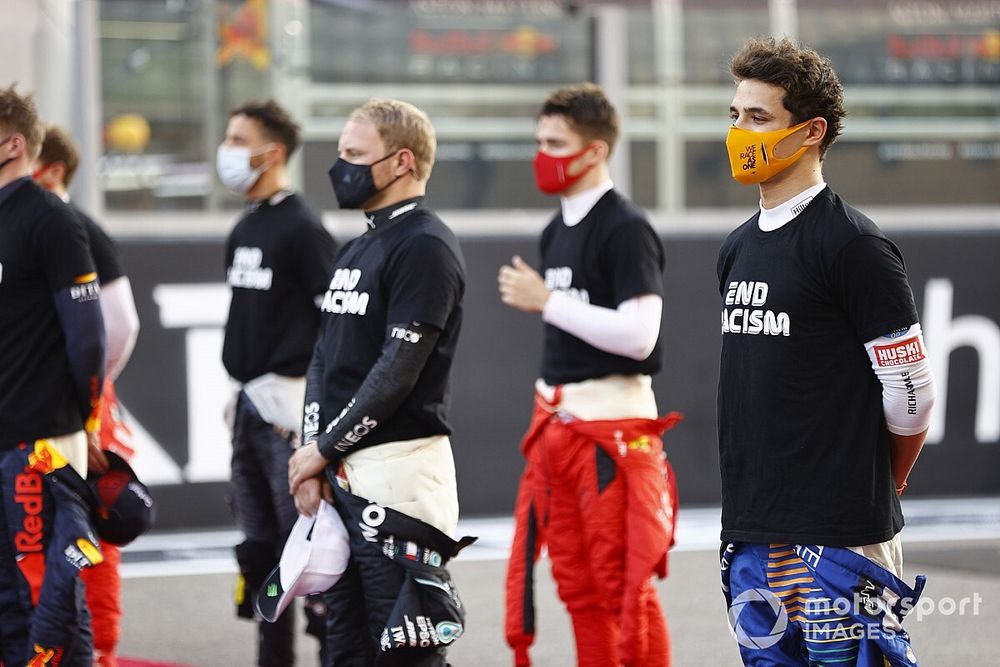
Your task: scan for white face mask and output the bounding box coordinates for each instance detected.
[216,144,271,194]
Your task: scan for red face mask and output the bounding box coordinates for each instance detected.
[32,164,55,190]
[533,145,594,195]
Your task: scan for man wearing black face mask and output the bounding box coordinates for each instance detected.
[0,84,106,666]
[219,99,338,667]
[286,99,471,665]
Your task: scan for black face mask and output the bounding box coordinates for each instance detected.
[327,151,400,210]
[0,135,14,174]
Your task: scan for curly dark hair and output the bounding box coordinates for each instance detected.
[229,99,301,161]
[539,82,619,155]
[730,37,846,158]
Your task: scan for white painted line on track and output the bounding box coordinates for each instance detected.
[120,497,1000,579]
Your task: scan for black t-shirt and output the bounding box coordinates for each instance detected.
[540,189,664,385]
[223,192,338,383]
[315,198,465,449]
[717,187,918,546]
[73,204,125,285]
[0,179,97,447]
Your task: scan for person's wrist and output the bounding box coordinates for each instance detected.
[537,288,552,313]
[895,480,908,496]
[315,435,337,463]
[540,288,562,319]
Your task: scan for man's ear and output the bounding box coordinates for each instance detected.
[259,143,286,169]
[272,143,289,167]
[51,161,68,186]
[803,117,828,149]
[395,148,417,178]
[588,139,610,164]
[8,133,29,159]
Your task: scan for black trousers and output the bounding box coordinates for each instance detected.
[230,392,302,667]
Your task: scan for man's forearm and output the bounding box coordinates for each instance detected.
[99,276,140,380]
[54,284,106,423]
[889,429,927,493]
[317,322,439,462]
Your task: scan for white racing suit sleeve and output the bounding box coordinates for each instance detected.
[99,276,140,380]
[542,292,662,361]
[865,323,936,436]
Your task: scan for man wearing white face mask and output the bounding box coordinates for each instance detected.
[218,99,338,667]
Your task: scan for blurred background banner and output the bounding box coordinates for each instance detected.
[5,0,997,214]
[1,0,997,528]
[114,219,1000,529]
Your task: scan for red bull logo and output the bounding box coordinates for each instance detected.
[28,644,63,666]
[14,466,44,553]
[28,439,68,474]
[29,448,54,474]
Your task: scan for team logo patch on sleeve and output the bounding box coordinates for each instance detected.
[874,336,925,367]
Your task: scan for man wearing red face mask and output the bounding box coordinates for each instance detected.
[718,38,934,667]
[498,83,682,667]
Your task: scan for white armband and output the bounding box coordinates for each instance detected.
[542,293,662,361]
[865,323,936,436]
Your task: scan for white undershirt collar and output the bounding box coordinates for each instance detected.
[560,179,614,227]
[758,181,827,232]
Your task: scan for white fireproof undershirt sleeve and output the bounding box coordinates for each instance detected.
[99,276,140,380]
[542,292,662,361]
[864,323,936,436]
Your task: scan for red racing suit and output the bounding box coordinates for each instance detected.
[505,389,682,667]
[80,381,133,667]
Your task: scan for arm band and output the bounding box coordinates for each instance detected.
[865,323,936,436]
[316,322,440,462]
[54,282,106,423]
[99,276,140,380]
[542,293,662,361]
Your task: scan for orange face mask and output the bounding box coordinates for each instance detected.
[725,119,813,185]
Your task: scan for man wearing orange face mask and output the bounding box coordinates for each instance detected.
[718,38,935,666]
[499,83,682,667]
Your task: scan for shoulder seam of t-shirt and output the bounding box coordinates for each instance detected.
[377,225,462,287]
[829,230,891,267]
[731,213,759,240]
[1,177,37,212]
[858,317,919,344]
[283,193,323,221]
[34,198,79,235]
[395,228,461,263]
